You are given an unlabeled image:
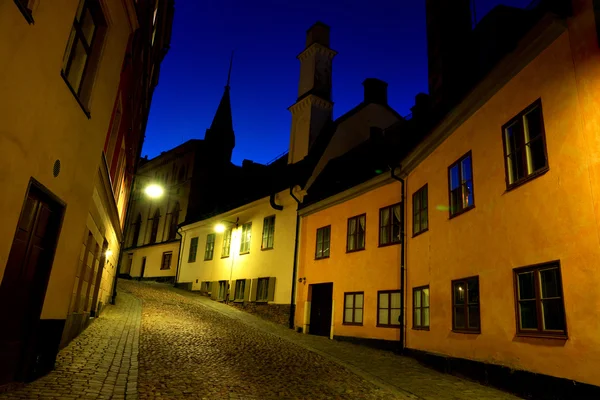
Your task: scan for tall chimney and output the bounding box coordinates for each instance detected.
[362,78,388,105]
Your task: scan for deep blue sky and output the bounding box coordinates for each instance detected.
[142,0,532,166]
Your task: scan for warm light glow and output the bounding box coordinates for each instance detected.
[144,184,164,198]
[106,249,113,258]
[458,286,464,291]
[215,223,226,233]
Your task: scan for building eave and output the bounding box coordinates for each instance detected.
[97,154,124,242]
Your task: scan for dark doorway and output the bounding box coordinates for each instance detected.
[139,256,146,280]
[0,180,64,385]
[309,283,333,337]
[124,253,133,275]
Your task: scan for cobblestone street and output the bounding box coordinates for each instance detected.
[1,280,520,399]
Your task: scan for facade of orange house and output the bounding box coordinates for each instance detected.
[0,0,173,386]
[400,0,600,395]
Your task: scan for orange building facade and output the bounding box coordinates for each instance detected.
[403,0,600,389]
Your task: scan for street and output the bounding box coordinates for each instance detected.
[0,281,519,399]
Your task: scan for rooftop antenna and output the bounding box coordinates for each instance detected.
[226,50,234,89]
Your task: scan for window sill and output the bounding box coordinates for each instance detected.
[61,71,91,119]
[255,300,268,304]
[515,332,567,340]
[221,255,230,259]
[160,268,171,270]
[412,228,429,238]
[261,247,274,251]
[376,324,401,328]
[342,322,363,326]
[505,166,550,192]
[451,329,480,334]
[378,241,401,248]
[234,299,244,303]
[203,258,213,261]
[412,326,430,331]
[13,0,34,24]
[346,248,365,254]
[239,251,250,256]
[449,205,475,220]
[315,255,330,260]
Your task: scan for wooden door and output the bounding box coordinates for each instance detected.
[0,185,63,385]
[309,283,333,337]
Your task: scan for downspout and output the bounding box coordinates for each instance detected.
[173,227,184,287]
[270,193,284,211]
[390,167,406,354]
[289,187,301,330]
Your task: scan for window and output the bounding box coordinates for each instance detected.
[413,286,430,330]
[343,292,364,325]
[452,276,480,333]
[161,252,172,270]
[61,0,106,114]
[412,184,428,236]
[377,290,401,327]
[514,262,566,337]
[204,233,215,260]
[256,278,269,302]
[315,225,331,259]
[347,214,366,252]
[261,216,275,250]
[379,204,401,246]
[448,152,474,217]
[130,213,142,248]
[188,237,198,262]
[217,280,227,301]
[234,279,246,301]
[201,281,211,293]
[503,100,548,188]
[149,209,160,244]
[168,203,179,240]
[221,229,232,258]
[14,0,35,24]
[240,223,252,254]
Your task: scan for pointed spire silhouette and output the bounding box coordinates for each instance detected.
[205,52,236,155]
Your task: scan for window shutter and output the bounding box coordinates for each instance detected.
[210,281,218,299]
[267,277,276,302]
[244,279,251,302]
[250,278,258,301]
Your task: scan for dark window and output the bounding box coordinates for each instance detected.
[413,286,430,330]
[503,100,548,188]
[14,0,34,24]
[217,280,227,301]
[448,152,475,217]
[261,215,275,250]
[347,214,366,252]
[343,292,364,325]
[257,278,269,302]
[377,290,401,327]
[234,279,246,301]
[149,209,160,244]
[130,213,142,247]
[315,225,331,259]
[239,223,252,254]
[221,229,232,258]
[379,204,401,246]
[168,202,179,240]
[412,184,428,236]
[514,262,566,337]
[452,277,480,333]
[204,234,215,260]
[188,237,198,263]
[160,251,172,270]
[61,0,106,112]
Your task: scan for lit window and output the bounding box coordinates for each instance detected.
[412,184,428,236]
[315,226,330,259]
[347,214,366,252]
[239,223,252,254]
[221,229,232,258]
[377,290,401,327]
[413,286,430,330]
[234,279,246,301]
[160,251,172,270]
[379,203,401,246]
[343,292,364,325]
[452,277,480,332]
[204,234,215,261]
[261,216,275,250]
[448,152,474,217]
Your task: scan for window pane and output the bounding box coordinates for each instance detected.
[392,223,401,243]
[380,227,390,245]
[463,181,474,208]
[317,229,323,242]
[454,306,465,329]
[505,123,522,155]
[524,106,543,140]
[518,272,535,300]
[420,210,428,230]
[355,309,363,323]
[422,288,429,307]
[467,279,479,304]
[450,188,461,214]
[422,307,430,327]
[380,208,390,227]
[468,305,480,329]
[414,290,421,307]
[415,309,422,326]
[379,309,389,325]
[66,38,88,92]
[450,165,460,190]
[542,299,565,331]
[323,240,330,257]
[358,231,365,249]
[461,156,472,181]
[454,282,465,304]
[391,292,401,308]
[344,309,353,323]
[379,293,389,309]
[345,294,353,308]
[528,137,546,173]
[355,294,363,308]
[80,8,96,45]
[390,309,401,325]
[316,243,323,258]
[348,219,356,234]
[414,194,421,211]
[519,300,538,329]
[540,268,560,298]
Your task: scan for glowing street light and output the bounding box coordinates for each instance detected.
[214,223,226,233]
[105,249,113,258]
[144,184,164,198]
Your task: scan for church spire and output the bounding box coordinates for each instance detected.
[205,52,235,162]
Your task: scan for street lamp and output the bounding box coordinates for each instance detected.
[215,218,238,303]
[110,179,166,304]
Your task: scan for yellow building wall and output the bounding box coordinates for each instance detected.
[295,181,402,341]
[124,241,179,279]
[0,1,132,320]
[405,17,600,386]
[178,190,297,305]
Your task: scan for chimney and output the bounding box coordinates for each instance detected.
[362,78,388,105]
[306,22,330,47]
[411,93,431,119]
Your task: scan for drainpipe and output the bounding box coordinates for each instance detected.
[173,228,184,287]
[390,167,406,354]
[289,187,301,330]
[270,193,284,211]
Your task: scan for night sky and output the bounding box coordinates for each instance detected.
[142,0,533,166]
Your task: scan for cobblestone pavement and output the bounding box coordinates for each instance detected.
[0,290,141,400]
[1,280,520,399]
